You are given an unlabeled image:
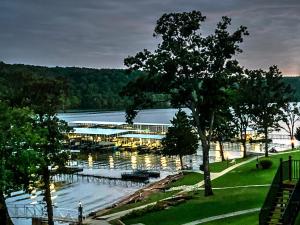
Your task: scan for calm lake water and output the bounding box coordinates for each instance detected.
[8,108,299,224]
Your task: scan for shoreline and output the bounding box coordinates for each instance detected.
[89,172,183,218]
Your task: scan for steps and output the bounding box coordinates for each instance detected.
[265,184,295,225]
[259,157,300,225]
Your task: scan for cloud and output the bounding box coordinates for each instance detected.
[0,0,299,75]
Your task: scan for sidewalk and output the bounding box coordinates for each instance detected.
[169,156,258,192]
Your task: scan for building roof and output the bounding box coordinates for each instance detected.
[71,127,129,136]
[120,133,165,140]
[68,120,171,127]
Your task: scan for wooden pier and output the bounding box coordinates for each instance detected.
[52,172,149,187]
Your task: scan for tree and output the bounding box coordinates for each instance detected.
[212,110,237,161]
[122,11,248,196]
[248,66,293,157]
[279,103,300,149]
[0,102,40,225]
[22,77,70,225]
[2,74,70,225]
[161,110,198,169]
[231,74,253,158]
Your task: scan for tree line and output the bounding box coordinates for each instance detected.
[0,61,299,111]
[0,62,169,111]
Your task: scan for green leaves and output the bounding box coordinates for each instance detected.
[161,110,198,160]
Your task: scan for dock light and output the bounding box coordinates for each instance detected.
[291,138,296,149]
[78,201,83,224]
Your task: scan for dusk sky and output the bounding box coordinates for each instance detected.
[0,0,300,75]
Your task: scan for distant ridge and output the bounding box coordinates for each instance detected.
[0,61,299,111]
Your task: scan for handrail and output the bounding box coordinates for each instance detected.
[282,173,300,225]
[259,163,282,225]
[259,157,300,225]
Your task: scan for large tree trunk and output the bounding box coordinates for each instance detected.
[0,191,13,225]
[201,140,213,196]
[242,140,247,158]
[43,169,54,225]
[240,129,247,158]
[291,137,295,149]
[264,127,269,157]
[191,107,213,196]
[218,141,225,162]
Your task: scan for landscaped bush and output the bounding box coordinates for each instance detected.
[259,159,273,169]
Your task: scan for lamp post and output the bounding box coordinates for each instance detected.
[291,137,295,149]
[78,201,83,225]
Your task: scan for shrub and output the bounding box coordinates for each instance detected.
[259,159,273,169]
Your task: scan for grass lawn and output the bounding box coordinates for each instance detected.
[123,187,268,225]
[212,150,300,187]
[209,156,253,173]
[167,172,203,188]
[200,211,259,225]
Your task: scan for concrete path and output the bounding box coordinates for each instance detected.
[181,208,260,225]
[84,218,112,225]
[169,156,258,192]
[98,202,156,221]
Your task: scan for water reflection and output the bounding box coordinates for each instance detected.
[160,156,167,169]
[144,155,151,169]
[109,156,114,169]
[88,153,93,168]
[131,154,137,170]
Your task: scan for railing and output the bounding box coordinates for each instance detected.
[259,157,300,225]
[7,204,79,223]
[282,178,300,225]
[292,160,300,180]
[259,162,282,225]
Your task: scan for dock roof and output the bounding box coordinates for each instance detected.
[68,120,171,127]
[119,133,165,140]
[71,127,129,136]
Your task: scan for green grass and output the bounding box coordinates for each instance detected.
[200,211,259,225]
[123,187,268,225]
[212,150,300,187]
[167,172,203,188]
[209,156,253,173]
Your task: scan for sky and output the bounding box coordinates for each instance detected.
[0,0,300,75]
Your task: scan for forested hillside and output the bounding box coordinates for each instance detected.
[283,76,300,101]
[0,62,140,111]
[0,61,299,110]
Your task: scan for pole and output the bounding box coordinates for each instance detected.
[289,156,292,181]
[280,158,283,184]
[78,201,83,225]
